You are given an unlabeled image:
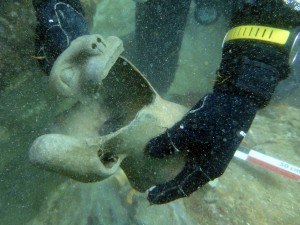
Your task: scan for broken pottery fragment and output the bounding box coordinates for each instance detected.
[29,34,188,192]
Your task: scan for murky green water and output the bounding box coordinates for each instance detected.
[0,1,299,224]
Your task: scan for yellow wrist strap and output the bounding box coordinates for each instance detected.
[224,25,290,45]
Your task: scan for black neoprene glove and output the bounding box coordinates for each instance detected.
[145,0,300,204]
[33,0,89,74]
[146,93,257,204]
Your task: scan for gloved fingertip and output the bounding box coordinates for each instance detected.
[147,185,156,192]
[146,184,177,205]
[145,186,156,205]
[146,186,162,204]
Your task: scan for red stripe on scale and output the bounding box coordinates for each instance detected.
[247,156,300,181]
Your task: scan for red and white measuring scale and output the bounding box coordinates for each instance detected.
[235,146,300,181]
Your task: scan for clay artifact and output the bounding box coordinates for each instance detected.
[29,34,188,191]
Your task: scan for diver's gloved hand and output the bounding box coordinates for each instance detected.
[33,0,89,74]
[145,0,300,205]
[145,92,257,204]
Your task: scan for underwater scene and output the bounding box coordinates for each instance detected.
[0,0,299,224]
